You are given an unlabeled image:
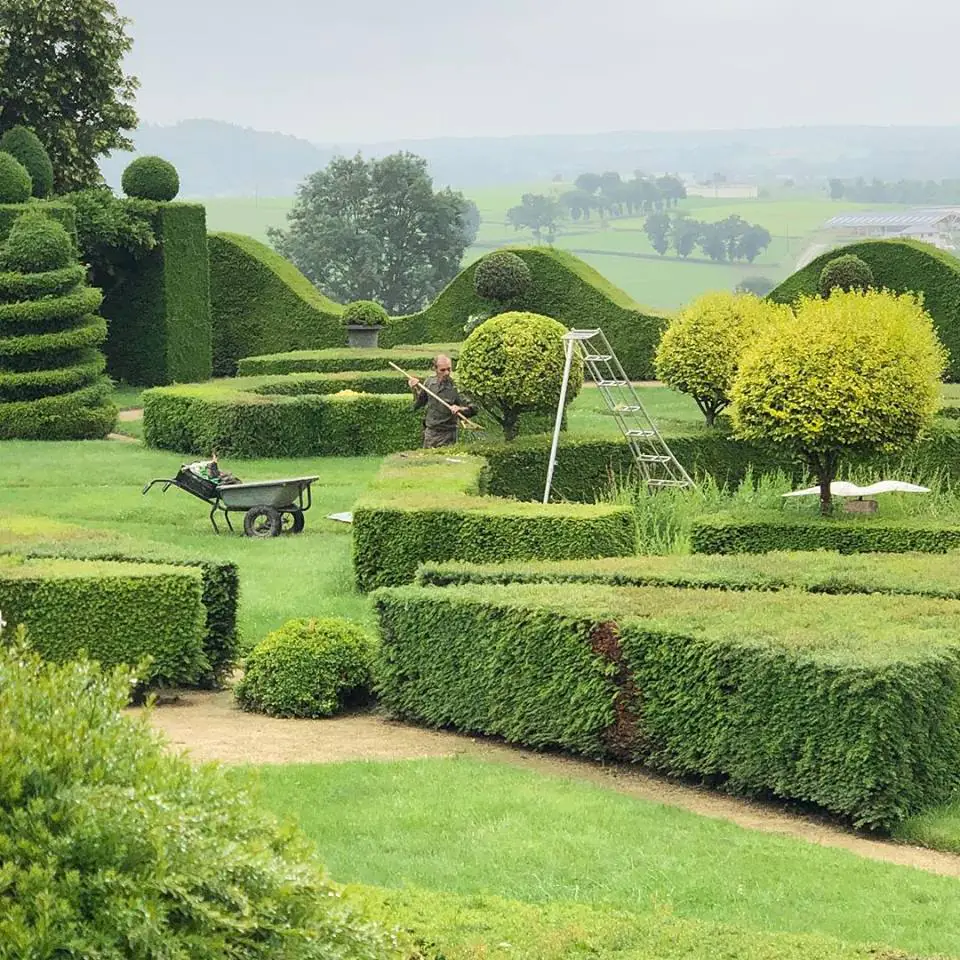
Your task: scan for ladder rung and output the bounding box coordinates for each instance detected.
[564,329,601,341]
[647,479,693,488]
[583,354,612,362]
[614,405,642,412]
[636,455,673,463]
[596,379,628,387]
[625,429,655,437]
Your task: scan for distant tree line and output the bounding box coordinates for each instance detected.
[644,213,772,263]
[828,178,960,205]
[562,171,686,220]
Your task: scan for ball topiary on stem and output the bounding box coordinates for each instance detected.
[818,254,874,298]
[0,152,32,204]
[0,126,54,198]
[473,250,532,306]
[342,299,389,327]
[235,617,376,718]
[121,155,180,201]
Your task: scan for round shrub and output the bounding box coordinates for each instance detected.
[473,250,533,304]
[121,155,180,201]
[0,210,74,272]
[0,125,53,198]
[818,254,874,298]
[457,310,582,440]
[236,617,376,718]
[0,151,32,204]
[343,299,389,327]
[0,626,401,958]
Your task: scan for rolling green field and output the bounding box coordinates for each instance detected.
[200,188,907,310]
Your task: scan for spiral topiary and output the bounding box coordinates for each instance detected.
[0,211,116,439]
[818,254,874,298]
[473,250,533,305]
[121,155,180,201]
[0,126,53,198]
[235,617,376,718]
[342,299,389,327]
[0,152,32,204]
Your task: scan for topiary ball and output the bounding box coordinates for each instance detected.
[342,299,389,327]
[473,250,533,305]
[0,210,75,273]
[0,126,53,198]
[818,254,874,298]
[235,617,376,718]
[121,155,180,201]
[0,152,33,204]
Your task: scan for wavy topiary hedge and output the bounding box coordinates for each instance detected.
[374,580,960,828]
[208,232,345,376]
[769,240,960,379]
[352,453,636,591]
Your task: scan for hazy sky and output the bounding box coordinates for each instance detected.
[114,0,960,143]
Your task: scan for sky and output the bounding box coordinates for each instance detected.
[114,0,960,144]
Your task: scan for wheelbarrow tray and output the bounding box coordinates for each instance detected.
[217,476,319,510]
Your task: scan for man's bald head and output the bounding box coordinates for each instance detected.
[434,355,453,381]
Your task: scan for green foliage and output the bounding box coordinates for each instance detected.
[343,299,389,327]
[0,632,404,958]
[0,557,208,685]
[103,202,211,386]
[0,209,74,272]
[690,512,960,555]
[121,154,180,201]
[237,343,460,376]
[770,239,960,380]
[0,211,115,438]
[472,250,532,305]
[269,151,472,313]
[208,231,345,376]
[0,151,30,203]
[0,200,75,245]
[457,311,582,440]
[655,291,789,426]
[236,617,376,718]
[352,453,636,591]
[374,581,960,828]
[732,289,947,512]
[0,125,52,198]
[0,0,138,192]
[818,253,874,297]
[505,192,562,244]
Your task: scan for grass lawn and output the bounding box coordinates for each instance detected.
[250,757,960,957]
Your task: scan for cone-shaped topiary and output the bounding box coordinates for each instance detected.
[121,155,180,201]
[235,617,376,718]
[818,254,874,298]
[0,152,32,204]
[0,211,116,439]
[457,310,583,440]
[0,126,54,198]
[473,250,532,305]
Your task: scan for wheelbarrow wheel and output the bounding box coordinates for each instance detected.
[281,509,305,534]
[243,505,282,538]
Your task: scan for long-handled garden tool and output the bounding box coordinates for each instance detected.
[388,361,485,431]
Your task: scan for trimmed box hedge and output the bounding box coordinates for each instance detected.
[374,581,960,828]
[691,513,960,555]
[237,343,461,377]
[0,201,76,244]
[418,550,960,600]
[353,453,637,591]
[0,515,240,687]
[0,556,208,686]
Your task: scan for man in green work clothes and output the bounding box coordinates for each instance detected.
[408,354,477,447]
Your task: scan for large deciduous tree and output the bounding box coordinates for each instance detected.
[0,0,139,192]
[505,193,562,245]
[268,152,474,314]
[731,290,947,514]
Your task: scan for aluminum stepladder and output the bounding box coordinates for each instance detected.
[543,328,694,503]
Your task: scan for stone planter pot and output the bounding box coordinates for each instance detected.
[346,325,382,348]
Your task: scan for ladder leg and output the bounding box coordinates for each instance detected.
[543,338,576,504]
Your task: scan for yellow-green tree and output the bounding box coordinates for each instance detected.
[731,289,947,514]
[654,291,788,426]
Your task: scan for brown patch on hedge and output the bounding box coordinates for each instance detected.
[590,620,646,759]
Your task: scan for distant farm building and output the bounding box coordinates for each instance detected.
[822,209,960,250]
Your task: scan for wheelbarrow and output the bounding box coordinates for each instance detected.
[143,466,319,537]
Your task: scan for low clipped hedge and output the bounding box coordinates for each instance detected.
[237,343,460,376]
[691,513,960,555]
[0,557,208,686]
[418,550,960,599]
[353,453,636,591]
[373,581,960,828]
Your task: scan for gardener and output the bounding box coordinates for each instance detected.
[408,354,477,448]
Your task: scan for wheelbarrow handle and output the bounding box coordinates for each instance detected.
[142,478,175,495]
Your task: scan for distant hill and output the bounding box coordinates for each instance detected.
[101,120,960,197]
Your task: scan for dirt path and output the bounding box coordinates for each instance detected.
[117,408,143,422]
[142,690,960,879]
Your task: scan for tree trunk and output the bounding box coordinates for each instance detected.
[814,453,838,516]
[503,409,520,441]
